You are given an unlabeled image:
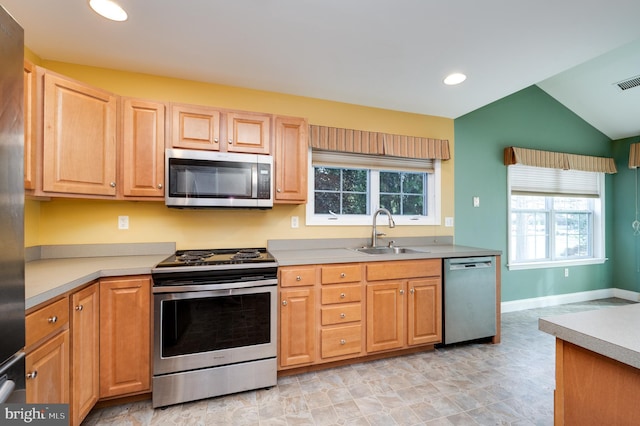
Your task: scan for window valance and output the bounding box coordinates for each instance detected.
[628,142,640,169]
[309,124,450,160]
[504,146,617,174]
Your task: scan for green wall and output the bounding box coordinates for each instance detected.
[454,85,614,302]
[611,136,640,293]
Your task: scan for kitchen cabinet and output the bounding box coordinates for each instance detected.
[99,276,151,398]
[226,111,271,154]
[24,60,37,190]
[319,264,364,360]
[70,282,100,426]
[120,98,166,199]
[278,265,316,368]
[25,297,70,404]
[274,116,308,204]
[365,259,442,353]
[42,70,118,196]
[170,103,221,151]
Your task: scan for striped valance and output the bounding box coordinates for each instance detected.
[504,146,617,174]
[309,125,450,160]
[629,143,640,169]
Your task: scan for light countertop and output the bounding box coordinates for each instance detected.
[539,303,640,370]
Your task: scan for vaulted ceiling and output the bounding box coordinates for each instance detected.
[3,0,640,139]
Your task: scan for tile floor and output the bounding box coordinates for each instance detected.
[84,298,634,425]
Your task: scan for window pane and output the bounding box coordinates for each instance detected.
[403,195,423,215]
[315,167,340,191]
[380,172,400,193]
[511,195,545,209]
[380,194,401,214]
[510,211,549,261]
[403,173,423,194]
[314,192,339,214]
[380,171,426,216]
[343,169,368,192]
[342,193,367,214]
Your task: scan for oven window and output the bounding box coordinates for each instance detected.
[160,293,271,358]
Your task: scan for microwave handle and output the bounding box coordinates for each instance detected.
[252,164,258,198]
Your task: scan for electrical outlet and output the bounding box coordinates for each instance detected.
[564,268,569,278]
[473,196,480,207]
[445,217,454,227]
[118,215,129,230]
[291,216,299,228]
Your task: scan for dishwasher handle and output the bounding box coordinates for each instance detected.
[446,256,494,271]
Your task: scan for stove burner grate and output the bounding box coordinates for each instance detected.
[232,249,261,260]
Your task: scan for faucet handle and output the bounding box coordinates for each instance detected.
[387,240,395,248]
[376,232,386,238]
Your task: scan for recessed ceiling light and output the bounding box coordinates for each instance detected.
[89,0,128,22]
[444,73,467,86]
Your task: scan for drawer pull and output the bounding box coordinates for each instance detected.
[26,371,38,380]
[340,272,346,278]
[340,293,346,299]
[282,300,288,306]
[296,276,302,281]
[75,305,84,311]
[48,316,58,324]
[410,288,415,295]
[399,289,405,295]
[340,339,346,345]
[340,313,346,319]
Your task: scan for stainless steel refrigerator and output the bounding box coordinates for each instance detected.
[0,4,25,403]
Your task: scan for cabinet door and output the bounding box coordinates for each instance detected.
[121,98,166,198]
[279,288,315,367]
[71,283,100,426]
[99,276,151,398]
[366,281,405,352]
[171,104,220,150]
[43,72,117,196]
[26,330,69,404]
[407,278,442,346]
[274,116,307,203]
[23,60,37,190]
[226,112,271,154]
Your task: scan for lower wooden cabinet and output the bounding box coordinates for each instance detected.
[366,281,405,352]
[99,276,151,398]
[70,282,100,426]
[279,287,316,368]
[407,278,442,346]
[26,330,69,404]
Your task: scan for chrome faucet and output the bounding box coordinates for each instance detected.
[371,208,396,247]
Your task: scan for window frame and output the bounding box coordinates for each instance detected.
[506,165,606,270]
[305,150,441,226]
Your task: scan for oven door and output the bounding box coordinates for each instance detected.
[153,284,277,376]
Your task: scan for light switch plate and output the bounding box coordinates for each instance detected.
[445,217,454,227]
[291,216,299,228]
[118,215,129,230]
[473,196,480,207]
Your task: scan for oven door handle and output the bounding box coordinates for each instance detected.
[152,278,278,294]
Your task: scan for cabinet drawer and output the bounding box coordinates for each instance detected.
[321,264,362,284]
[321,325,362,359]
[367,259,441,281]
[321,284,361,304]
[26,298,69,348]
[280,266,317,287]
[321,303,361,326]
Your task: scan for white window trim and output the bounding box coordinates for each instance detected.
[506,165,607,270]
[305,150,441,226]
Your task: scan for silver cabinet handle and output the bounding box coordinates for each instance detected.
[75,305,84,311]
[214,138,219,143]
[228,138,233,144]
[110,182,116,188]
[277,188,282,193]
[296,276,302,281]
[48,316,57,324]
[340,339,346,345]
[340,272,346,278]
[399,289,405,295]
[26,371,37,380]
[340,313,346,319]
[282,300,288,306]
[340,293,346,299]
[158,183,163,189]
[410,288,415,294]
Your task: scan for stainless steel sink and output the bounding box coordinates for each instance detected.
[351,246,420,255]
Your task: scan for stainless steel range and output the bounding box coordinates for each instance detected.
[151,248,278,408]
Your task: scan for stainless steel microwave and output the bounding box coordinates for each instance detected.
[165,148,273,209]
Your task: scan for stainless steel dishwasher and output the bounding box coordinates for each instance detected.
[443,256,496,345]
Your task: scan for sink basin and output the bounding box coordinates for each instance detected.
[352,246,420,255]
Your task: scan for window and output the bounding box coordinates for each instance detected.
[507,165,605,270]
[306,151,440,226]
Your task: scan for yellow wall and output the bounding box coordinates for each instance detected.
[27,59,455,250]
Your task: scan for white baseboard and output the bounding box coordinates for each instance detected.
[501,288,640,313]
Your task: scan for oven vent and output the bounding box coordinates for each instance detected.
[615,75,640,91]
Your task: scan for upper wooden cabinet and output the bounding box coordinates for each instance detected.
[274,116,308,204]
[42,71,118,196]
[121,98,166,198]
[170,103,221,151]
[226,111,271,154]
[24,60,37,190]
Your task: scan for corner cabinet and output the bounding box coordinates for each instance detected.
[120,98,166,199]
[274,116,308,204]
[99,276,151,398]
[42,71,118,196]
[70,282,100,426]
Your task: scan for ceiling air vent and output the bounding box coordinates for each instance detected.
[615,75,640,91]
